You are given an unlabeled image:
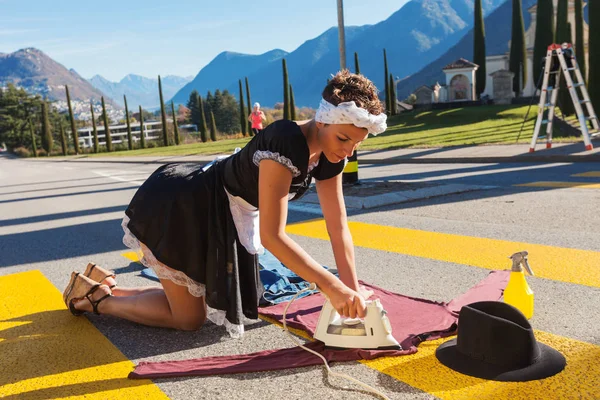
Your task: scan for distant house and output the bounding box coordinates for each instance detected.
[413,85,434,105]
[395,100,413,113]
[442,58,479,102]
[483,0,589,99]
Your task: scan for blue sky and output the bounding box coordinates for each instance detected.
[1,0,409,82]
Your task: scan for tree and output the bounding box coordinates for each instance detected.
[139,105,146,149]
[187,90,200,128]
[354,52,360,74]
[170,101,180,145]
[29,119,38,157]
[282,58,290,120]
[389,74,396,116]
[101,96,112,152]
[59,121,67,156]
[124,95,133,150]
[556,0,574,116]
[198,94,208,143]
[383,49,390,112]
[205,89,239,134]
[533,0,555,87]
[474,0,486,98]
[40,100,52,155]
[590,0,600,110]
[90,102,99,153]
[209,109,217,141]
[0,84,43,150]
[158,75,169,146]
[65,85,79,154]
[290,84,296,120]
[238,79,247,136]
[574,0,585,82]
[245,77,252,135]
[509,0,527,96]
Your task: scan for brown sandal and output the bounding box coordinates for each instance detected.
[83,263,117,289]
[63,272,112,316]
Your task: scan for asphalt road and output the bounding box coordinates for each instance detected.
[1,153,598,399]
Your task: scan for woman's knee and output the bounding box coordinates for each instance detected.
[174,311,207,331]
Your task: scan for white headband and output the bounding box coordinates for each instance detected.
[314,98,387,135]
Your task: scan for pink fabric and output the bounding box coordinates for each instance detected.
[129,270,509,379]
[250,111,263,129]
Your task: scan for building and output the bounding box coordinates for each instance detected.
[483,0,589,100]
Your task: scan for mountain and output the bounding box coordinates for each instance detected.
[0,48,115,105]
[171,48,288,106]
[396,0,590,99]
[89,74,193,109]
[170,0,505,108]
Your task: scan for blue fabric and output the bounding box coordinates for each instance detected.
[258,249,337,306]
[141,249,336,306]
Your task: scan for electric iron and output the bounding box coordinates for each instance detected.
[313,298,401,350]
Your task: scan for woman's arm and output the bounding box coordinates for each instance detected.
[258,160,365,318]
[315,173,359,292]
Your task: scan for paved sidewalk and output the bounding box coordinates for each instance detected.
[25,139,600,165]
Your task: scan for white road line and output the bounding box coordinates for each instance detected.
[91,170,145,185]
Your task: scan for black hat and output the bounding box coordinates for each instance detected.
[435,301,566,382]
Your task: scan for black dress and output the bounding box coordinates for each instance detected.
[123,120,345,332]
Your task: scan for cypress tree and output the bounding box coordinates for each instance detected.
[389,73,396,116]
[383,49,390,113]
[556,0,574,115]
[101,96,112,152]
[90,102,99,153]
[290,84,296,120]
[29,119,38,157]
[474,0,486,98]
[124,95,133,150]
[139,106,146,149]
[41,100,52,155]
[590,0,600,110]
[238,79,247,136]
[245,77,252,135]
[198,94,208,143]
[65,85,79,154]
[158,75,169,146]
[533,0,555,87]
[59,121,67,156]
[574,0,585,81]
[209,110,217,141]
[354,52,360,74]
[509,0,527,96]
[282,58,290,120]
[171,101,180,145]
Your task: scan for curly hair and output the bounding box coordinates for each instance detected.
[322,70,384,115]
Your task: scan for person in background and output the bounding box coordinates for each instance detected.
[248,102,266,135]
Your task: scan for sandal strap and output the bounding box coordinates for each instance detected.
[90,293,112,315]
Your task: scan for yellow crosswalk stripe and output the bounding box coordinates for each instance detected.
[362,333,600,399]
[515,181,600,189]
[285,220,600,288]
[0,271,167,399]
[572,171,600,177]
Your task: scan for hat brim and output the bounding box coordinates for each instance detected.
[435,338,566,382]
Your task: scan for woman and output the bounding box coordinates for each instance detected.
[248,102,266,135]
[63,70,387,337]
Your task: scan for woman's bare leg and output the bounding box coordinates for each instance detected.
[112,286,163,297]
[72,279,207,331]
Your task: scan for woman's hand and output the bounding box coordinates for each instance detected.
[324,283,368,319]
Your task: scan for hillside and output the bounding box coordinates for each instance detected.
[0,48,115,105]
[89,74,192,109]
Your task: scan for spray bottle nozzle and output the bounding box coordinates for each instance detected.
[509,251,534,276]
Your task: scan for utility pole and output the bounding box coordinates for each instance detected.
[337,0,359,185]
[337,0,347,69]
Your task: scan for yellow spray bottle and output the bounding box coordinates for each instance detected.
[503,251,535,319]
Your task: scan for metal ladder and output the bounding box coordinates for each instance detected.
[530,43,599,152]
